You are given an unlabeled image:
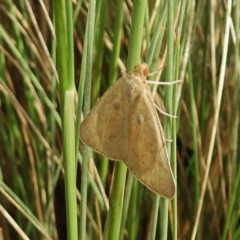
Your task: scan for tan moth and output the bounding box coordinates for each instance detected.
[80,63,176,199]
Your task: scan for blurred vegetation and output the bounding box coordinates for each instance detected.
[0,0,239,240]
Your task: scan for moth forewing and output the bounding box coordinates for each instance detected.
[80,77,129,161]
[123,84,175,199]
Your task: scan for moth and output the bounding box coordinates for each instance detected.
[80,63,176,199]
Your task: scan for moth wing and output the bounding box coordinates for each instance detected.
[80,77,129,160]
[125,90,176,199]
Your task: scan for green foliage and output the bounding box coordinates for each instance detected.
[0,1,239,240]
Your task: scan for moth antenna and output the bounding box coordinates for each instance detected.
[148,64,165,76]
[121,69,127,76]
[154,104,177,118]
[147,79,182,85]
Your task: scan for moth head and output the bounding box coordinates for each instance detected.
[133,63,149,78]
